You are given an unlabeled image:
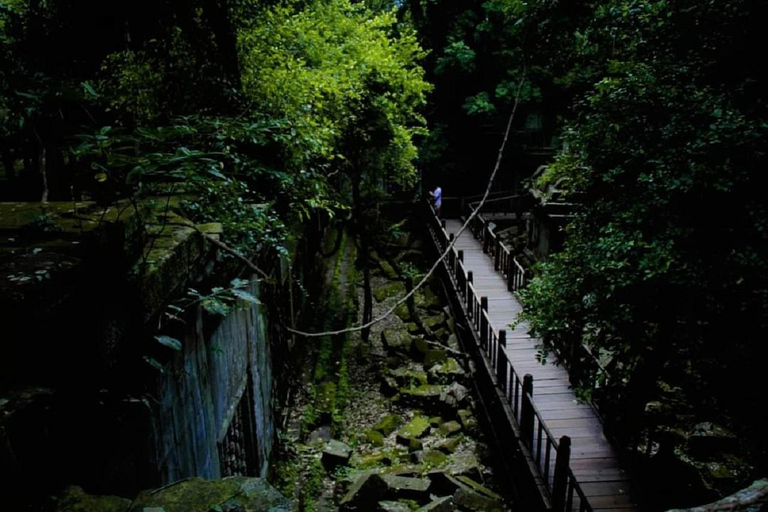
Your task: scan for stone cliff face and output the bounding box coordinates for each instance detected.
[0,201,282,507]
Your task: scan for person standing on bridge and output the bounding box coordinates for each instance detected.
[430,184,442,218]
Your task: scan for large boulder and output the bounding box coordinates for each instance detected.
[440,382,469,409]
[341,473,389,510]
[127,477,293,512]
[382,330,413,354]
[374,281,407,303]
[415,496,455,512]
[323,439,353,470]
[388,367,428,388]
[446,451,483,481]
[400,384,445,410]
[373,414,403,436]
[396,416,431,445]
[56,486,131,512]
[381,475,432,503]
[423,313,447,331]
[439,421,462,437]
[428,358,465,384]
[378,501,411,512]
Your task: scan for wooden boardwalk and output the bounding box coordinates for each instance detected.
[445,219,638,511]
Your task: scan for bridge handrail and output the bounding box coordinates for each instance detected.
[425,200,592,512]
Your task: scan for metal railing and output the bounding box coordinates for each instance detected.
[426,201,592,512]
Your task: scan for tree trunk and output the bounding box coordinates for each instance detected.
[351,170,373,342]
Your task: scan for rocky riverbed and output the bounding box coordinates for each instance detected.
[273,227,512,512]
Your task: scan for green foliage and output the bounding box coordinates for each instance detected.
[517,0,768,447]
[238,0,430,188]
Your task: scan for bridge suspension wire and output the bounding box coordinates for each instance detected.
[286,67,527,338]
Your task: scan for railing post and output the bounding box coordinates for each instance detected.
[497,330,507,393]
[466,272,473,310]
[449,233,455,270]
[483,227,490,254]
[521,374,534,448]
[441,219,446,230]
[494,239,500,270]
[458,250,464,263]
[552,436,572,512]
[507,257,514,292]
[480,296,488,348]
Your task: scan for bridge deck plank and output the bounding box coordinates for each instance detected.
[443,219,638,511]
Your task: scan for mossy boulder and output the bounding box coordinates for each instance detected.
[396,416,431,445]
[379,501,412,512]
[457,410,478,433]
[435,437,462,454]
[423,450,448,467]
[382,330,413,354]
[428,358,465,384]
[455,476,502,500]
[439,421,462,437]
[374,281,407,302]
[388,367,428,388]
[374,414,403,436]
[412,336,429,355]
[395,304,411,322]
[409,437,424,452]
[400,384,445,410]
[454,483,504,512]
[351,451,393,469]
[432,328,449,342]
[446,451,482,481]
[423,313,447,331]
[423,349,448,367]
[366,429,386,447]
[56,486,131,512]
[379,260,400,279]
[381,475,432,503]
[128,477,293,512]
[415,496,455,512]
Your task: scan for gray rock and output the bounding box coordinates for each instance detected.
[446,334,459,351]
[457,409,477,433]
[415,496,455,512]
[440,382,469,409]
[340,473,389,510]
[454,486,504,512]
[381,475,431,502]
[382,330,413,354]
[126,477,293,512]
[378,501,411,512]
[400,384,445,410]
[323,439,353,469]
[388,367,428,388]
[447,451,482,481]
[428,358,464,384]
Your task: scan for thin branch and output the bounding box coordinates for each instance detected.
[159,221,270,280]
